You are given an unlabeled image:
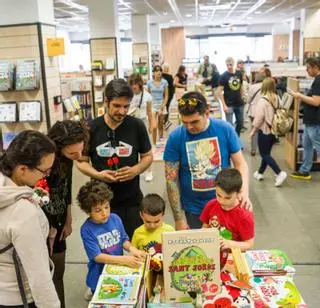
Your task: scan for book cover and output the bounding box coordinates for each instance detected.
[15,59,40,90]
[103,264,143,276]
[91,274,141,305]
[250,276,307,307]
[245,250,295,275]
[162,229,220,303]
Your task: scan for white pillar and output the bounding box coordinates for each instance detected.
[299,9,306,66]
[0,0,54,25]
[288,18,295,60]
[132,14,150,44]
[149,23,161,52]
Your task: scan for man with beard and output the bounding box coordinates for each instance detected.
[77,79,153,239]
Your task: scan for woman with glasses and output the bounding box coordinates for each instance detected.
[0,131,60,308]
[42,120,87,308]
[147,65,169,145]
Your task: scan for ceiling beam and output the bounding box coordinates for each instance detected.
[238,0,266,20]
[55,0,88,12]
[223,0,241,21]
[144,0,161,16]
[168,0,184,25]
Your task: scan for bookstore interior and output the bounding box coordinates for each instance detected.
[0,0,320,307]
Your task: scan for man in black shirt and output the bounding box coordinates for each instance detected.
[289,57,320,180]
[77,79,153,238]
[218,57,244,136]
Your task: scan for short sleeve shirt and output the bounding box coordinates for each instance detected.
[219,71,243,107]
[303,74,320,125]
[129,91,153,120]
[80,213,129,290]
[147,79,168,105]
[200,199,254,241]
[163,118,241,215]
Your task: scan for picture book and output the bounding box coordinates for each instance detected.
[0,102,17,122]
[19,101,41,122]
[0,61,14,91]
[15,59,40,90]
[250,276,307,307]
[91,274,141,305]
[245,250,295,276]
[162,229,220,303]
[103,264,143,276]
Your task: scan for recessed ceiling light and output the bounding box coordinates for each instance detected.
[185,14,192,17]
[163,10,168,15]
[170,20,176,23]
[254,11,261,14]
[201,16,208,20]
[247,16,253,20]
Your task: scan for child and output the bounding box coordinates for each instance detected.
[200,168,254,251]
[77,180,145,292]
[132,194,174,254]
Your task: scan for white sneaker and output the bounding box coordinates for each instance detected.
[253,171,264,181]
[145,171,153,182]
[84,288,93,301]
[275,171,287,187]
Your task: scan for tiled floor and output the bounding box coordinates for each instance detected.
[65,130,320,307]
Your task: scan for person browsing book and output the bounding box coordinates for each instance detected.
[132,194,174,254]
[78,180,145,294]
[200,168,254,251]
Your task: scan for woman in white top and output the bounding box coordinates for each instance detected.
[0,131,60,308]
[129,73,154,182]
[250,78,287,187]
[147,65,169,145]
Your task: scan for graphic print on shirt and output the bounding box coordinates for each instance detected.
[186,137,221,191]
[97,229,121,253]
[209,215,232,240]
[96,141,133,158]
[228,75,241,91]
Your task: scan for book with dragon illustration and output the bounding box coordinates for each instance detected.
[162,229,220,303]
[245,249,295,276]
[91,274,141,305]
[250,276,307,307]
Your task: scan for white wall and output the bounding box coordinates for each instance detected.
[304,9,320,38]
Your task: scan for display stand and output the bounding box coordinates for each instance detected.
[133,43,150,83]
[285,77,320,171]
[0,22,63,150]
[90,37,118,117]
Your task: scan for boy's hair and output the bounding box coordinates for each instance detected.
[306,57,320,69]
[104,78,133,103]
[215,168,242,194]
[140,193,165,216]
[178,91,208,116]
[77,180,114,214]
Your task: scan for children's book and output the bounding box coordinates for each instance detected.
[245,250,295,276]
[103,264,143,276]
[91,274,141,305]
[15,59,40,90]
[0,61,14,91]
[250,276,307,308]
[162,229,220,303]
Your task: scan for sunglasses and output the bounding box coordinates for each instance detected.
[178,98,202,107]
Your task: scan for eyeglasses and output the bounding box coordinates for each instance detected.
[178,98,202,107]
[34,166,52,176]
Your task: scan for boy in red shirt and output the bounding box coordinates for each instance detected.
[200,168,254,251]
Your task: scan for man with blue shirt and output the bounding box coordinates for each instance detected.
[164,91,251,230]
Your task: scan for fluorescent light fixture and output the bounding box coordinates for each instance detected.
[224,0,241,21]
[199,3,232,10]
[118,0,138,13]
[239,0,266,20]
[247,16,253,19]
[254,11,261,14]
[56,0,88,12]
[262,0,286,15]
[168,0,184,24]
[185,13,192,17]
[216,0,220,4]
[170,19,176,23]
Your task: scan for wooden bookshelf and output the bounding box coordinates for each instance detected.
[132,42,150,82]
[90,37,118,117]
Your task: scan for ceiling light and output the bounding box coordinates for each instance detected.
[254,11,261,14]
[170,19,176,23]
[185,13,192,17]
[163,10,168,15]
[216,0,220,4]
[247,16,253,20]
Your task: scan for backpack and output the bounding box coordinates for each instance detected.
[263,96,293,137]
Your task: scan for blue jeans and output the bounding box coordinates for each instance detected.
[225,106,244,136]
[258,130,281,175]
[185,211,202,229]
[299,125,320,173]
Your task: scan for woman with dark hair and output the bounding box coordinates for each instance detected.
[0,131,60,308]
[43,120,87,308]
[147,65,169,145]
[174,65,188,100]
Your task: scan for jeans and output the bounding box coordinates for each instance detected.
[185,211,202,229]
[225,106,244,136]
[257,130,281,175]
[299,125,320,173]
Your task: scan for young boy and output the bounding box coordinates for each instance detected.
[78,180,145,292]
[200,168,254,251]
[132,194,174,254]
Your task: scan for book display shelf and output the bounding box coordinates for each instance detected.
[133,43,150,83]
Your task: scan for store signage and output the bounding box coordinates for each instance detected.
[47,38,65,56]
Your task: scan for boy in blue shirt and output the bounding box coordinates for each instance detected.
[77,180,145,293]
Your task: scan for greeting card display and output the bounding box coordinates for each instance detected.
[162,229,220,303]
[19,101,41,122]
[15,59,40,90]
[0,61,14,91]
[0,102,17,122]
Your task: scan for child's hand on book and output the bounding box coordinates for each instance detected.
[220,237,231,250]
[129,246,146,261]
[122,255,143,268]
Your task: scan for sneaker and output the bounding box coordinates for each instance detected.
[253,171,264,181]
[145,171,153,182]
[84,288,93,301]
[290,171,312,180]
[275,171,287,187]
